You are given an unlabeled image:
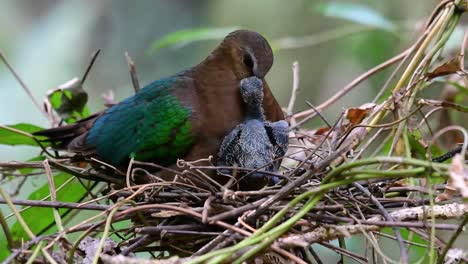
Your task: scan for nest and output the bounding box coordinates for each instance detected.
[1,1,468,263]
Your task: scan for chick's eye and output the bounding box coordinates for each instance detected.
[243,53,254,69]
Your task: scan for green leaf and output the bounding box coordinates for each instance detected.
[0,123,45,146]
[407,131,440,159]
[381,228,429,262]
[47,78,89,124]
[9,173,89,242]
[149,26,240,55]
[0,236,9,261]
[314,2,396,32]
[407,131,427,159]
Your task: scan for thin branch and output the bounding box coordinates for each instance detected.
[319,241,368,263]
[278,203,467,248]
[0,210,15,250]
[0,198,117,211]
[81,49,101,84]
[437,215,468,264]
[44,160,65,233]
[353,183,408,264]
[293,48,410,120]
[287,61,300,116]
[125,52,140,93]
[290,100,331,130]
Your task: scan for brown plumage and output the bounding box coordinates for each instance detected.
[178,30,284,165]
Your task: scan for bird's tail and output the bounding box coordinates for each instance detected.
[34,124,80,147]
[33,114,98,150]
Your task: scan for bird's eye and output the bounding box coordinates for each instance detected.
[243,53,255,69]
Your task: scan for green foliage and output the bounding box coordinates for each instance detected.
[0,123,45,146]
[0,172,89,261]
[9,173,88,243]
[314,2,396,32]
[47,78,89,124]
[0,238,8,261]
[381,227,430,262]
[0,53,91,263]
[149,26,240,55]
[407,131,442,160]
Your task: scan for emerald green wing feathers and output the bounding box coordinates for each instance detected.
[85,77,196,165]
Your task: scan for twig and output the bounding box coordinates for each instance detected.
[293,48,410,120]
[202,196,214,223]
[209,198,267,222]
[278,202,466,248]
[319,241,368,263]
[117,204,251,237]
[305,247,323,264]
[419,98,468,113]
[437,215,468,264]
[0,187,58,264]
[3,235,55,264]
[290,100,331,130]
[81,49,101,84]
[93,205,122,264]
[287,61,300,116]
[432,144,465,162]
[353,182,408,264]
[429,125,468,159]
[122,234,151,255]
[0,188,35,239]
[0,198,119,211]
[125,52,140,93]
[0,210,15,250]
[374,231,428,248]
[44,160,65,234]
[461,29,468,88]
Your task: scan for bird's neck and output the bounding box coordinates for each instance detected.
[245,104,265,121]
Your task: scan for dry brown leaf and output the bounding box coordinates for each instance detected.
[436,154,467,203]
[345,103,376,125]
[314,127,330,135]
[435,187,457,202]
[427,55,462,80]
[449,154,468,201]
[389,179,408,188]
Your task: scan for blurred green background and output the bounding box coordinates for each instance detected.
[0,0,440,162]
[1,1,463,262]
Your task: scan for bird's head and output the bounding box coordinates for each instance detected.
[218,30,274,79]
[240,76,264,106]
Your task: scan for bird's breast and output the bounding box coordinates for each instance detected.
[195,79,245,139]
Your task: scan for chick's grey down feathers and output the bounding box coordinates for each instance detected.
[217,76,288,180]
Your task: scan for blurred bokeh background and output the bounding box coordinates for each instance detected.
[1,1,465,262]
[0,0,444,161]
